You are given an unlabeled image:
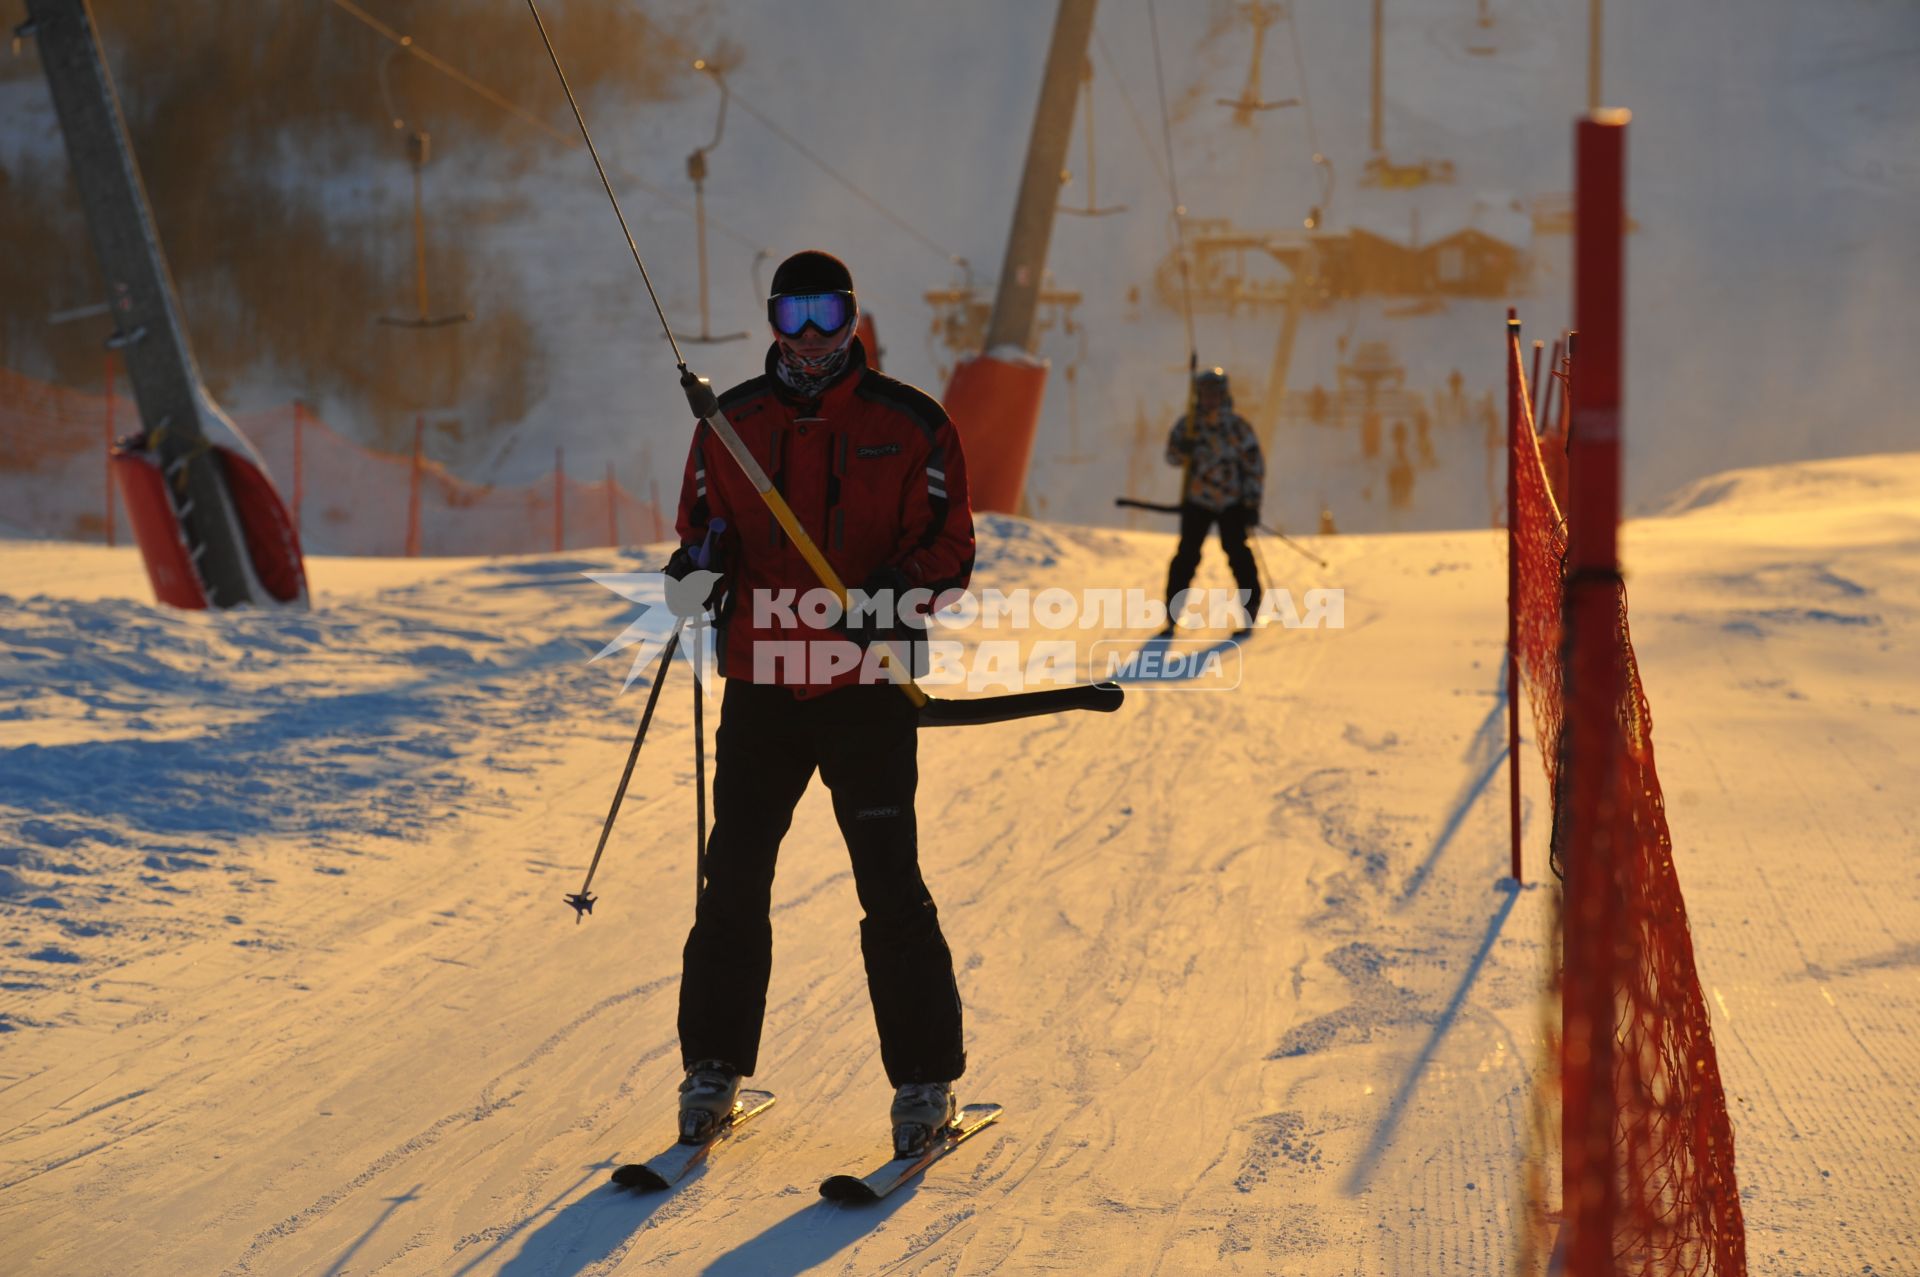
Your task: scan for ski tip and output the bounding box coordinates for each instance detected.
[819,1173,879,1204]
[610,1163,670,1192]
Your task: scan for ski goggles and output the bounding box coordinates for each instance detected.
[768,290,855,338]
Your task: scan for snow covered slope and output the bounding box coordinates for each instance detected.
[446,0,1920,529]
[5,1,1913,534]
[2,453,1916,1274]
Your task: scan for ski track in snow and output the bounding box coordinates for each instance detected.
[0,452,1916,1273]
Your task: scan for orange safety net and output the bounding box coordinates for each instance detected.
[1510,348,1569,819]
[0,367,666,556]
[1609,605,1747,1275]
[0,365,122,542]
[1508,330,1746,1275]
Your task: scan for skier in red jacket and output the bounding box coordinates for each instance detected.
[664,250,973,1157]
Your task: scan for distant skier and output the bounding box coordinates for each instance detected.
[663,250,974,1158]
[1162,366,1264,633]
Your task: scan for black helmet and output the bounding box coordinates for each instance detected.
[769,249,853,298]
[1193,365,1233,411]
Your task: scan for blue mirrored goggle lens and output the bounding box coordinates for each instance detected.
[768,291,853,337]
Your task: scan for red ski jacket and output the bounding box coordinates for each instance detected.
[675,338,975,697]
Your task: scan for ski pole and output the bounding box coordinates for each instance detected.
[1247,529,1275,602]
[565,623,681,922]
[689,521,723,909]
[1118,497,1328,568]
[692,631,706,908]
[1257,521,1329,569]
[564,521,722,922]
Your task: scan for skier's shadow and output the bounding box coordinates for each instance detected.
[478,1164,668,1277]
[697,1189,919,1276]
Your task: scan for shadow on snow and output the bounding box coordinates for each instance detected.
[698,1186,923,1276]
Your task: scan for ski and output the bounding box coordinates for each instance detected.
[818,1103,1003,1204]
[609,1089,777,1192]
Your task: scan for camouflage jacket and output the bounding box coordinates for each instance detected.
[1165,410,1264,513]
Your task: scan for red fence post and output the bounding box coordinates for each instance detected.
[605,461,619,547]
[554,445,566,553]
[1506,310,1524,884]
[1561,331,1578,441]
[1541,339,1562,445]
[406,415,424,557]
[1528,339,1544,430]
[650,476,665,543]
[1562,108,1629,1277]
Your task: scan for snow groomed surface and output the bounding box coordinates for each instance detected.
[1,453,1916,1274]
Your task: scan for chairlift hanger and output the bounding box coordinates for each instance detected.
[677,58,748,345]
[374,54,473,329]
[1216,93,1298,118]
[1307,152,1335,225]
[1467,0,1498,54]
[1059,58,1126,218]
[1361,0,1456,187]
[1218,2,1299,127]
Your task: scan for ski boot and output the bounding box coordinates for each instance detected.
[678,1060,742,1144]
[890,1080,958,1158]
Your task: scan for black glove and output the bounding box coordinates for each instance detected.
[662,541,727,611]
[842,564,913,647]
[663,544,700,581]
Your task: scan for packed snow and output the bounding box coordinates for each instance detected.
[3,451,1915,1275]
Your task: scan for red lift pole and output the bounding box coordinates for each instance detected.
[941,0,1098,513]
[26,0,303,606]
[1561,108,1629,1277]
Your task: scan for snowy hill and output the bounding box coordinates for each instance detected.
[1659,451,1920,518]
[3,451,1916,1274]
[3,1,1915,536]
[405,0,1920,529]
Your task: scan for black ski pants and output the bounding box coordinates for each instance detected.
[678,678,965,1086]
[1165,501,1261,610]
